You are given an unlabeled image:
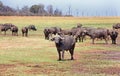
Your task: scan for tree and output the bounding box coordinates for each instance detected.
[30,5,40,14]
[38,4,46,16]
[47,5,53,16]
[0,1,3,7]
[54,8,62,16]
[20,6,31,16]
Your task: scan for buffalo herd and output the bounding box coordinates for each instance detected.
[0,23,37,36]
[44,23,119,60]
[0,22,119,61]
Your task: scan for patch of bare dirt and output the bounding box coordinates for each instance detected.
[99,67,120,75]
[0,64,15,72]
[0,64,16,76]
[81,50,120,60]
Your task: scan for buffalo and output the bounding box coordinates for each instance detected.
[74,28,86,42]
[11,26,18,36]
[21,27,28,37]
[71,27,86,42]
[28,25,37,31]
[44,27,50,40]
[0,23,15,35]
[113,23,120,30]
[109,30,118,44]
[51,35,76,61]
[85,28,109,44]
[44,27,62,40]
[59,29,72,36]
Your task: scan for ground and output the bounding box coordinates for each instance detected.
[0,16,120,76]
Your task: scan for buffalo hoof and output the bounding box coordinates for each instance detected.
[57,59,62,61]
[71,58,74,60]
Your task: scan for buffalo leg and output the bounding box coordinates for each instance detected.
[75,37,77,42]
[12,32,14,36]
[69,44,75,60]
[62,51,64,60]
[26,33,28,37]
[81,36,84,42]
[104,38,108,44]
[112,39,116,44]
[4,31,6,35]
[57,50,61,61]
[78,36,81,42]
[17,32,18,36]
[69,49,74,60]
[92,38,95,44]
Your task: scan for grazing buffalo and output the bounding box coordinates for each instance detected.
[44,27,62,40]
[109,30,118,44]
[113,23,120,30]
[11,26,18,36]
[28,25,37,31]
[21,27,28,37]
[51,35,76,61]
[85,28,109,44]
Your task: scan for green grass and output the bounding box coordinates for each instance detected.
[0,16,120,76]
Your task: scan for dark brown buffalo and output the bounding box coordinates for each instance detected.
[21,27,28,37]
[51,35,76,61]
[28,25,37,31]
[59,29,72,35]
[11,26,18,36]
[109,30,118,44]
[44,27,62,40]
[74,28,86,42]
[44,27,50,40]
[0,23,15,35]
[85,28,109,44]
[71,27,86,42]
[113,23,120,30]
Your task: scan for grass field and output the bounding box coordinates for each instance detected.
[0,16,120,76]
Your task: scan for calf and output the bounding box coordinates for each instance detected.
[51,35,76,61]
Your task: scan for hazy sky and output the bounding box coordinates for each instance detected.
[1,0,120,16]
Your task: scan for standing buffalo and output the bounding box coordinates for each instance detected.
[109,30,118,44]
[44,27,50,40]
[28,25,37,31]
[85,28,109,44]
[44,27,62,40]
[74,28,86,42]
[59,29,72,36]
[21,27,28,37]
[0,23,15,35]
[113,23,120,30]
[51,35,76,61]
[11,26,18,36]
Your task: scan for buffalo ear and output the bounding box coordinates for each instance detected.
[51,38,55,41]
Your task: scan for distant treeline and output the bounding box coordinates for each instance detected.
[0,1,68,16]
